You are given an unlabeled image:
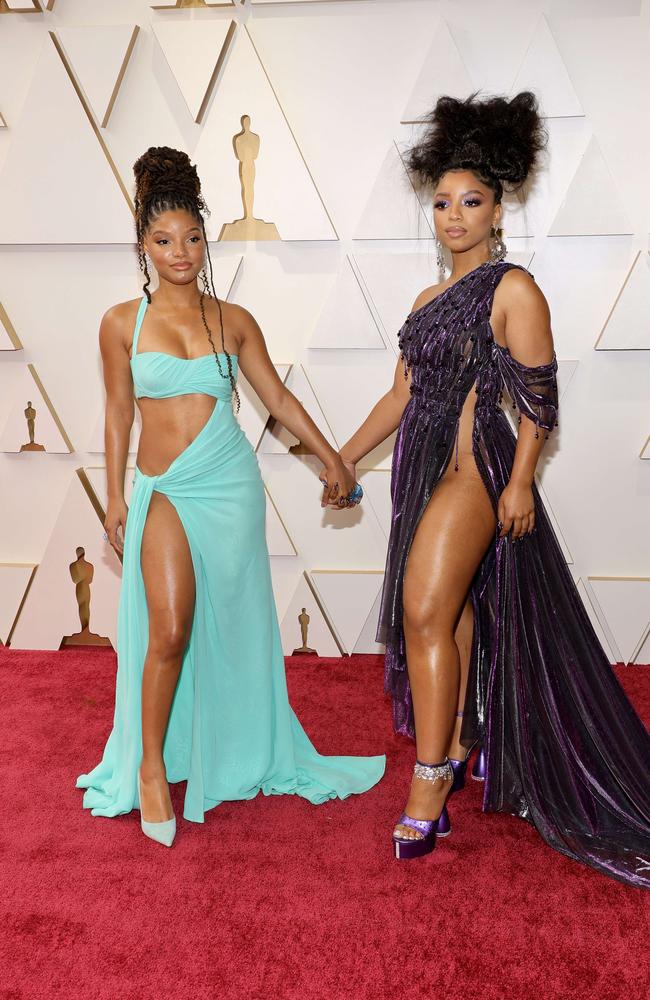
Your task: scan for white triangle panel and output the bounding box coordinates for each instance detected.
[153,20,235,123]
[309,256,385,350]
[536,481,573,565]
[57,25,139,127]
[279,573,340,657]
[195,28,336,242]
[596,252,650,351]
[510,16,584,119]
[259,365,337,455]
[0,303,21,351]
[269,559,302,625]
[353,585,385,655]
[640,436,649,460]
[237,363,291,451]
[10,472,122,651]
[401,20,474,123]
[588,577,650,665]
[633,628,650,665]
[354,250,439,349]
[0,366,72,453]
[0,564,37,645]
[358,469,392,540]
[309,570,384,655]
[265,485,297,557]
[549,137,632,237]
[556,359,579,403]
[575,578,617,664]
[84,466,136,513]
[501,118,591,238]
[354,144,434,241]
[0,40,134,243]
[305,356,399,471]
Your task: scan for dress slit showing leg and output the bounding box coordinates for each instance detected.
[77,390,385,822]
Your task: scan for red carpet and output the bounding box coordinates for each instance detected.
[1,648,648,1000]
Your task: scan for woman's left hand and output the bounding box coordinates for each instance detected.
[498,481,535,539]
[319,456,356,509]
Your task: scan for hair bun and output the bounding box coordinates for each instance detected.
[133,146,202,201]
[407,91,547,194]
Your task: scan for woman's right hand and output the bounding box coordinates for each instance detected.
[318,455,358,508]
[104,499,128,556]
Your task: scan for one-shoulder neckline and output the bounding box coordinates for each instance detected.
[407,260,507,321]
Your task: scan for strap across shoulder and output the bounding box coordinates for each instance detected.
[131,296,148,357]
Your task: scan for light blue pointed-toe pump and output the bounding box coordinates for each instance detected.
[138,772,176,848]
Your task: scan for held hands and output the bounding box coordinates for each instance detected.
[497,480,535,539]
[318,455,362,509]
[104,500,128,555]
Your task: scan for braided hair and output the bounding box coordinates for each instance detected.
[406,91,547,202]
[133,145,240,411]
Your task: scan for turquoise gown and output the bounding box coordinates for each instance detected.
[77,297,385,823]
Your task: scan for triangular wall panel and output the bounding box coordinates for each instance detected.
[152,19,235,123]
[354,143,434,241]
[596,251,650,350]
[400,20,474,123]
[549,136,632,237]
[10,470,122,650]
[57,25,139,127]
[309,570,384,655]
[279,572,341,657]
[510,15,584,118]
[0,39,133,243]
[194,28,337,242]
[587,577,650,665]
[0,365,73,453]
[309,256,385,350]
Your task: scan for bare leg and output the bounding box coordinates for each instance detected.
[139,491,195,823]
[394,459,495,840]
[447,598,474,761]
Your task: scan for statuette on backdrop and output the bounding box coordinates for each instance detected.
[60,546,112,649]
[292,607,317,656]
[19,400,45,452]
[219,115,281,242]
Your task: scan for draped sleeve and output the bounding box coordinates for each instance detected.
[495,343,559,432]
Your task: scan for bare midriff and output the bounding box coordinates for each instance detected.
[135,394,217,476]
[440,384,482,484]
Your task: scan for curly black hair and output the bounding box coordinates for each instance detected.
[406,91,547,202]
[132,145,239,410]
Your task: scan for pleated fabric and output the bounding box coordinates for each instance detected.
[378,260,650,888]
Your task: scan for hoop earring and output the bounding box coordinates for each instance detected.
[490,226,507,264]
[435,236,446,279]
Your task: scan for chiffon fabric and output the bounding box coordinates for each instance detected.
[377,260,650,888]
[77,296,385,822]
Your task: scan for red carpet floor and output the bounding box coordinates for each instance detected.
[1,648,649,1000]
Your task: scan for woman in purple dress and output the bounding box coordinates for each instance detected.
[320,92,650,885]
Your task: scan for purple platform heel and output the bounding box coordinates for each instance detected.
[392,759,453,860]
[472,746,487,781]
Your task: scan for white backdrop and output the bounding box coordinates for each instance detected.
[0,0,648,662]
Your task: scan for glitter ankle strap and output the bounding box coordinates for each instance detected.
[413,758,453,783]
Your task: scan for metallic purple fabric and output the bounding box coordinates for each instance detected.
[377,260,650,888]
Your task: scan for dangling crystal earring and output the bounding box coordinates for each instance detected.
[435,236,446,279]
[489,225,507,264]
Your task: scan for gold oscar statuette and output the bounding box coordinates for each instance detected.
[219,115,281,242]
[60,546,112,649]
[292,607,317,656]
[19,400,45,452]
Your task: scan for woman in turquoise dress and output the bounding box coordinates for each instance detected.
[76,146,384,846]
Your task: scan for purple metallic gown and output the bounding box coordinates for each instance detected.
[377,260,650,888]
